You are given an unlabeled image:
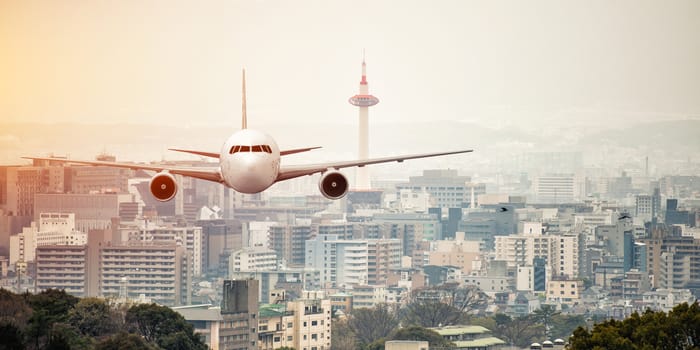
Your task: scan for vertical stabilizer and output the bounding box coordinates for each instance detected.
[241,69,247,129]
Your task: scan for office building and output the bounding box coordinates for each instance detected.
[10,213,87,266]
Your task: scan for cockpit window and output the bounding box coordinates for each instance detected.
[229,145,272,154]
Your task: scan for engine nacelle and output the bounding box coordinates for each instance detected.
[149,172,178,202]
[318,171,349,200]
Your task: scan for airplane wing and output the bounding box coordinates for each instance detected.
[22,156,223,183]
[275,149,473,182]
[169,148,220,158]
[280,146,322,156]
[168,146,321,158]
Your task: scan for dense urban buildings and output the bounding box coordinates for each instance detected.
[1,153,699,349]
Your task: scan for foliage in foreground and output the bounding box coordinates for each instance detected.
[0,288,206,350]
[568,302,700,350]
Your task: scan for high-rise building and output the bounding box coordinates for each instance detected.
[122,224,203,277]
[36,244,88,296]
[269,224,313,268]
[100,243,190,306]
[533,173,583,203]
[220,279,259,350]
[367,238,402,285]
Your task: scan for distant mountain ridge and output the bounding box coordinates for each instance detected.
[1,119,697,167]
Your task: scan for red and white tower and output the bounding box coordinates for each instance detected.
[348,56,379,190]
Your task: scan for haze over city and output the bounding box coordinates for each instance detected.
[2,0,699,131]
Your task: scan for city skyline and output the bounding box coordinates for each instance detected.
[1,0,699,132]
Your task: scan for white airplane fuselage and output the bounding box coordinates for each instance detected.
[219,129,281,194]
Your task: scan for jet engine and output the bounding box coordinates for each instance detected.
[318,171,349,200]
[149,172,178,202]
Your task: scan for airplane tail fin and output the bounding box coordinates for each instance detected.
[242,69,247,130]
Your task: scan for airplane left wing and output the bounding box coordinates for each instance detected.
[275,149,473,182]
[22,157,223,183]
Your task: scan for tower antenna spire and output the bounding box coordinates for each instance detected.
[242,68,247,130]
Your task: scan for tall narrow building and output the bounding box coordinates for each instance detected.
[348,56,379,190]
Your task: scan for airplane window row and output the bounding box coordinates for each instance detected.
[230,145,272,154]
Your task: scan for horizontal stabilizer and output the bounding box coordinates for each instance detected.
[168,149,220,158]
[280,146,322,156]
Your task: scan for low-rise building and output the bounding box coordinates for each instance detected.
[430,325,505,350]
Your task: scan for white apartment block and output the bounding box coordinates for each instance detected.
[10,213,87,267]
[533,173,583,203]
[351,285,387,309]
[230,246,278,272]
[552,234,580,278]
[305,235,368,288]
[516,265,534,291]
[494,234,555,269]
[463,276,511,293]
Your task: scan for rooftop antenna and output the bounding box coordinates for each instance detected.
[242,69,247,130]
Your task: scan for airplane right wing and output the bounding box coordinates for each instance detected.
[275,149,473,182]
[22,156,224,183]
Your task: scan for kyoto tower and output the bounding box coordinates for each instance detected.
[348,56,379,190]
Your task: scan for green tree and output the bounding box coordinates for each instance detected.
[389,326,454,348]
[95,332,158,350]
[331,318,356,350]
[568,302,700,350]
[549,313,585,340]
[0,321,25,350]
[0,289,31,326]
[24,289,80,348]
[401,300,464,327]
[68,297,118,337]
[531,304,559,339]
[348,304,399,347]
[125,303,206,349]
[45,323,91,350]
[492,313,541,348]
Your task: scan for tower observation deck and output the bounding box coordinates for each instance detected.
[348,58,379,190]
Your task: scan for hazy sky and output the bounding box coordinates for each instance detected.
[1,0,699,129]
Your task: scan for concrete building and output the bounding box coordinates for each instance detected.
[396,169,482,208]
[34,193,132,233]
[70,165,133,194]
[533,173,583,204]
[385,341,429,350]
[196,219,243,276]
[546,278,583,305]
[35,244,88,296]
[269,224,313,268]
[2,165,67,217]
[100,243,190,306]
[430,325,505,350]
[258,295,332,350]
[122,224,203,277]
[220,279,259,350]
[428,232,482,275]
[230,246,278,272]
[305,235,368,288]
[351,284,387,309]
[10,213,87,267]
[367,238,401,285]
[229,268,321,304]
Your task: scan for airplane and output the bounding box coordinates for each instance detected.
[24,70,472,201]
